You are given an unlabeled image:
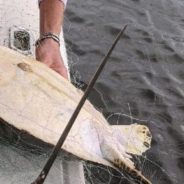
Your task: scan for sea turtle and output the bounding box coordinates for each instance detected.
[0,46,152,184]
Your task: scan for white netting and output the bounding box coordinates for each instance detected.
[0,0,184,184]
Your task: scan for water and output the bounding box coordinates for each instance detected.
[64,0,184,183]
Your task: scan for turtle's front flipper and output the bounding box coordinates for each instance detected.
[100,139,152,184]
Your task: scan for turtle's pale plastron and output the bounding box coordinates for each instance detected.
[0,47,152,184]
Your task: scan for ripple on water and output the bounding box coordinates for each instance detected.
[66,9,86,24]
[104,24,131,39]
[177,157,184,171]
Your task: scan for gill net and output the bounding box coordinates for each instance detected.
[0,0,184,184]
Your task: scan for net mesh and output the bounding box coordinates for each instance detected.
[0,0,184,184]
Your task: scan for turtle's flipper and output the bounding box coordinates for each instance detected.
[100,139,152,184]
[112,124,152,155]
[114,158,152,184]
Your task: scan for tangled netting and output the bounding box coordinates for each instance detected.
[1,0,184,184]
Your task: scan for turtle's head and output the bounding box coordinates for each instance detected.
[112,124,152,155]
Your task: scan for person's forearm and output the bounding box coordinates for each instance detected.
[39,0,65,35]
[36,0,68,79]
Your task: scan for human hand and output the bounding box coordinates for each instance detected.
[35,38,68,80]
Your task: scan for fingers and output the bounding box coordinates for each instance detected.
[50,63,68,80]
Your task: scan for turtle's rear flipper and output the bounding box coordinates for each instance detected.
[101,140,152,184]
[114,158,152,184]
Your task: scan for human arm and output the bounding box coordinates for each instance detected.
[36,0,68,79]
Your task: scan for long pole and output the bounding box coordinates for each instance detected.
[31,25,128,184]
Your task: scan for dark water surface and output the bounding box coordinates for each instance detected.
[64,0,184,183]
